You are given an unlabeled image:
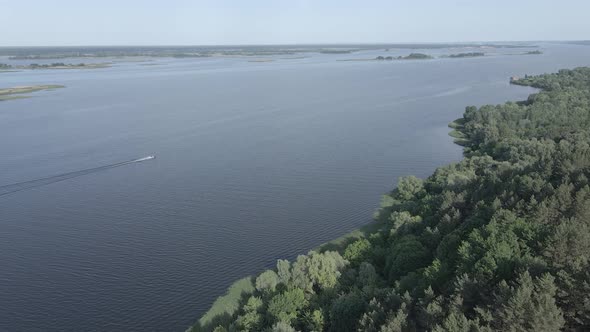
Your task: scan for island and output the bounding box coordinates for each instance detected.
[446,52,485,58]
[504,50,544,57]
[191,67,590,332]
[319,49,354,54]
[375,53,434,61]
[0,63,18,73]
[0,85,65,101]
[401,53,433,59]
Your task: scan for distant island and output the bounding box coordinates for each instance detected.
[0,85,65,101]
[0,62,111,70]
[319,49,353,54]
[504,50,544,57]
[376,53,434,61]
[446,52,485,58]
[0,63,17,72]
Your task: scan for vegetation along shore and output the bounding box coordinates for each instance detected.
[192,67,590,331]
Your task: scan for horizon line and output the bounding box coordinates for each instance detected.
[0,39,586,48]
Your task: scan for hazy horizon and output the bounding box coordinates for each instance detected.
[0,40,585,48]
[3,0,590,46]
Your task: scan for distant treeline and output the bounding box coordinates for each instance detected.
[0,44,537,59]
[376,53,433,61]
[0,62,109,69]
[192,67,590,332]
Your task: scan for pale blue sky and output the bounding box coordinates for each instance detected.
[2,0,589,46]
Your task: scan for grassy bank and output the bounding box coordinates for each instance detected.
[0,85,64,101]
[447,118,469,145]
[192,277,256,332]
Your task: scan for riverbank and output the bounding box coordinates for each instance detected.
[189,91,477,332]
[190,68,590,331]
[192,216,387,331]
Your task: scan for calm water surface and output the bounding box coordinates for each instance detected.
[1,43,589,331]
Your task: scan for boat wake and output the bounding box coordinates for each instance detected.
[0,156,155,198]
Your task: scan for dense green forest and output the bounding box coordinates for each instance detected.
[193,67,590,332]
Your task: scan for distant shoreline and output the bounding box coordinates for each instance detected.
[0,62,111,70]
[0,43,539,60]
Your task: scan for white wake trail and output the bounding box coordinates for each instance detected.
[0,155,156,197]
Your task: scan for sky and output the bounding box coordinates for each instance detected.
[2,0,589,46]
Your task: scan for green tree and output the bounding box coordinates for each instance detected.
[493,272,564,331]
[302,309,324,332]
[267,288,308,324]
[329,291,366,332]
[256,270,280,292]
[385,235,430,281]
[344,238,372,265]
[277,259,292,286]
[271,321,297,332]
[236,296,263,331]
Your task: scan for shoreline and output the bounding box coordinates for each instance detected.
[189,70,556,331]
[0,85,65,101]
[190,97,470,331]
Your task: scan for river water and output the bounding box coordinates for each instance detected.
[0,43,589,331]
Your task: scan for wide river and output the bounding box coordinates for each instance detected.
[1,43,589,331]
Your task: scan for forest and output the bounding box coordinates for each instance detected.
[193,67,590,332]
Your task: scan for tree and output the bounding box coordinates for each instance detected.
[271,321,297,332]
[305,251,348,291]
[329,291,366,332]
[277,259,292,286]
[302,309,324,332]
[344,238,372,265]
[493,272,564,331]
[236,296,263,331]
[358,298,386,332]
[385,235,430,281]
[256,270,279,292]
[379,304,409,332]
[396,176,423,201]
[267,288,308,324]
